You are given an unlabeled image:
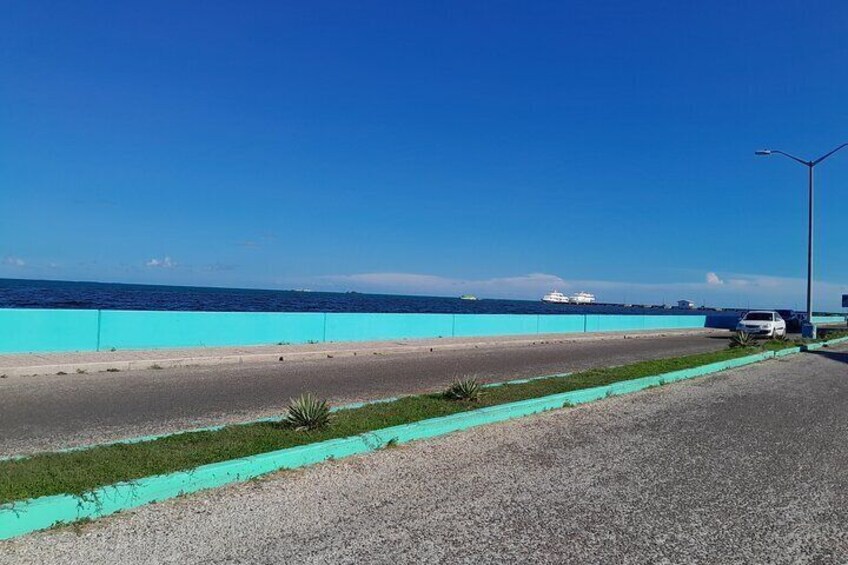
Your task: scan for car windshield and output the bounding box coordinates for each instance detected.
[744,313,773,321]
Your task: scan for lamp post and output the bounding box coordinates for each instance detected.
[756,143,848,338]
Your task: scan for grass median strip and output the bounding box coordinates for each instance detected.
[0,346,771,505]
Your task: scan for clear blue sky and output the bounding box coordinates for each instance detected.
[3,1,848,308]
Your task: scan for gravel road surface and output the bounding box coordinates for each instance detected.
[3,346,847,563]
[0,333,726,456]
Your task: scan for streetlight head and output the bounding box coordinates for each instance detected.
[755,149,772,156]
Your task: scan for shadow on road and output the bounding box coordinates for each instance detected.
[809,349,848,366]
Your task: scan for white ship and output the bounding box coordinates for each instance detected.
[542,290,570,304]
[569,292,596,304]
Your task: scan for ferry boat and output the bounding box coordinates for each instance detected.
[542,291,570,304]
[459,294,478,301]
[570,292,596,304]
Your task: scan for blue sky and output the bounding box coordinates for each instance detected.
[3,1,848,308]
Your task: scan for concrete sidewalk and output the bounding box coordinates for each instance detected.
[0,328,724,378]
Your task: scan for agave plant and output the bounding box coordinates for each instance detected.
[771,331,788,342]
[282,393,331,431]
[729,330,755,348]
[445,378,483,401]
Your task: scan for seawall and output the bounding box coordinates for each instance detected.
[0,308,755,354]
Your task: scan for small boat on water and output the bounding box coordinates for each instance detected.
[542,291,570,304]
[570,292,596,304]
[459,294,478,301]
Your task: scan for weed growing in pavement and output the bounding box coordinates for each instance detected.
[383,438,400,449]
[47,516,94,535]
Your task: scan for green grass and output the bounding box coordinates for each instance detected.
[761,339,802,351]
[758,332,848,351]
[819,329,848,341]
[0,347,763,505]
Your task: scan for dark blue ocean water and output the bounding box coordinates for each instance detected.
[0,278,737,316]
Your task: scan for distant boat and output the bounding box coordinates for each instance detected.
[542,290,570,304]
[570,292,596,304]
[677,299,696,309]
[459,294,478,301]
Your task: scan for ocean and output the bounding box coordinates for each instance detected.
[0,278,735,316]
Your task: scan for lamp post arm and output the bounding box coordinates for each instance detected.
[812,142,848,166]
[770,150,812,166]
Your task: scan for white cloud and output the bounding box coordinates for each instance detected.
[2,256,25,267]
[706,272,724,285]
[146,256,177,268]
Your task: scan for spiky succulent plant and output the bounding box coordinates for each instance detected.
[445,378,483,401]
[729,330,755,348]
[283,393,331,431]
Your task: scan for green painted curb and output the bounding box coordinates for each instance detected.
[825,336,848,345]
[0,341,841,541]
[774,346,803,357]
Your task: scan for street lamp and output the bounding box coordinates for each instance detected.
[756,142,848,338]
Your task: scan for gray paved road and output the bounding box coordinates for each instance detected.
[3,347,847,563]
[0,334,726,456]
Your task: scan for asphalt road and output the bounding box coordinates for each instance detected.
[0,333,726,456]
[4,346,847,563]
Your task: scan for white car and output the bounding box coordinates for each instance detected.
[735,311,787,338]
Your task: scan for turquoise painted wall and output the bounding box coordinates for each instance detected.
[537,314,585,334]
[324,313,453,342]
[0,309,100,353]
[453,314,539,337]
[812,315,845,325]
[98,311,325,350]
[0,308,741,354]
[584,314,707,333]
